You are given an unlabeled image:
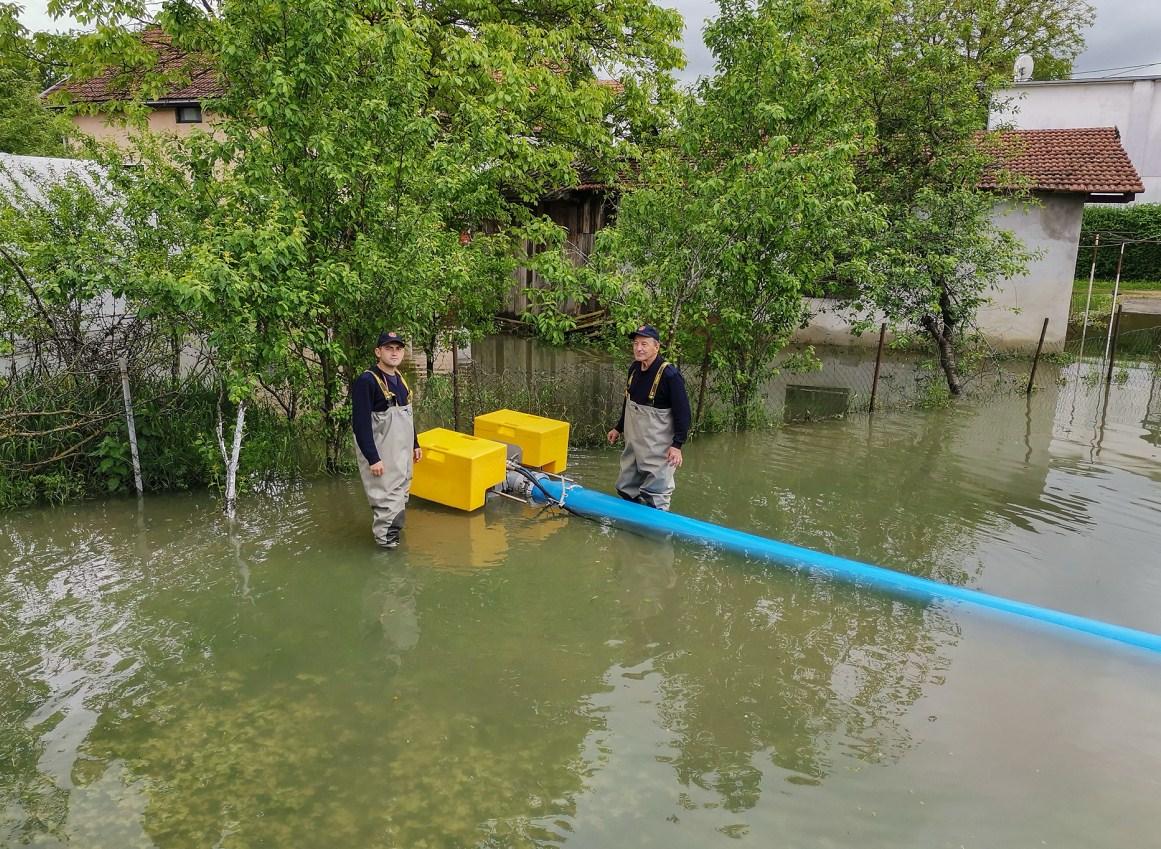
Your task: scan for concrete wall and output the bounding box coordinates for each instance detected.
[991,78,1161,203]
[795,192,1083,353]
[72,105,218,146]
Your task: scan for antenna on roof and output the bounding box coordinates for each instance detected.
[1014,54,1035,83]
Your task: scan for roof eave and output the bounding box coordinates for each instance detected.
[1084,191,1139,204]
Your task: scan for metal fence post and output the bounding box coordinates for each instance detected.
[869,322,887,413]
[1027,317,1049,395]
[1079,233,1099,359]
[1105,304,1123,385]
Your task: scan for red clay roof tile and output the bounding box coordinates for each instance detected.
[41,28,224,104]
[980,128,1143,196]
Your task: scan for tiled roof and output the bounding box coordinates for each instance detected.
[980,128,1143,197]
[41,28,224,104]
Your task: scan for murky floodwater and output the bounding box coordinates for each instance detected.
[3,360,1161,848]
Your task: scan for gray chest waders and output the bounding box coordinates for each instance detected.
[355,371,414,545]
[616,363,677,511]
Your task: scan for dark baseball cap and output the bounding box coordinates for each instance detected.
[376,331,406,347]
[628,324,661,342]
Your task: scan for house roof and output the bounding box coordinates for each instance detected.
[981,127,1143,199]
[41,28,225,104]
[0,153,105,204]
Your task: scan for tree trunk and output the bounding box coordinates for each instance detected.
[320,349,342,473]
[170,331,181,386]
[729,353,754,431]
[695,334,712,427]
[118,357,143,497]
[452,343,461,432]
[921,313,961,396]
[216,399,248,520]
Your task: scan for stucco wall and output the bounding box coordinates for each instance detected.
[795,192,1083,353]
[72,106,218,146]
[991,78,1161,202]
[976,193,1083,351]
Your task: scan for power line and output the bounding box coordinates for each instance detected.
[1069,61,1161,78]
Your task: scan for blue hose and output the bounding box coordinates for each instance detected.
[530,476,1161,654]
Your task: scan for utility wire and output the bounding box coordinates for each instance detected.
[1069,60,1161,79]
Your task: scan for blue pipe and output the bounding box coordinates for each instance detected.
[530,477,1161,654]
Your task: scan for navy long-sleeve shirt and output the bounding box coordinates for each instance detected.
[614,358,691,447]
[351,367,418,464]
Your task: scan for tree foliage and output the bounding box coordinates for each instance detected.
[0,3,75,154]
[8,0,684,509]
[832,0,1042,394]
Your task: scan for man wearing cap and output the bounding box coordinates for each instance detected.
[352,332,422,548]
[607,325,691,511]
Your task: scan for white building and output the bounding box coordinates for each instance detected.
[991,76,1161,203]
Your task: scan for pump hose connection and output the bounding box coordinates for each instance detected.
[526,474,1161,655]
[504,462,577,510]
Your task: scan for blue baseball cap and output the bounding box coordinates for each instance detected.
[628,324,661,342]
[376,331,406,347]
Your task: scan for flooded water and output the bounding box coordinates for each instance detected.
[3,361,1161,848]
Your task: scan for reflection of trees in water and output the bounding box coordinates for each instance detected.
[0,512,177,845]
[596,406,1024,814]
[14,518,616,848]
[651,561,951,814]
[0,498,315,846]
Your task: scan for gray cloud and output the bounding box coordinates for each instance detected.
[1072,0,1161,76]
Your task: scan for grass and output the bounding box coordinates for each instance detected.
[1070,279,1161,325]
[1072,278,1161,297]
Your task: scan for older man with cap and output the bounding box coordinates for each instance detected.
[351,331,422,548]
[607,324,691,511]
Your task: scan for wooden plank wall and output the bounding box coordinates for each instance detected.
[503,189,613,317]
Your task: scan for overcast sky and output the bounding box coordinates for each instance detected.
[17,0,1161,83]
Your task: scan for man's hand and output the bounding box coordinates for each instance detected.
[414,447,423,462]
[369,461,384,477]
[666,446,683,468]
[607,428,621,445]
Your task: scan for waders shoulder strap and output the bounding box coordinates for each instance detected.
[367,369,396,404]
[625,362,672,405]
[648,362,671,404]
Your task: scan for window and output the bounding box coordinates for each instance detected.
[175,104,202,124]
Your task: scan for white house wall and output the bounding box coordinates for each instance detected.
[794,192,1083,353]
[991,78,1161,202]
[976,194,1083,352]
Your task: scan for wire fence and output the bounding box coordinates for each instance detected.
[435,335,1047,440]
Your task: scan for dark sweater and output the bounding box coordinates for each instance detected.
[614,358,691,447]
[351,367,418,464]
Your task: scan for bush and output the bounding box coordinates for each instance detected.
[0,374,327,510]
[1076,204,1161,282]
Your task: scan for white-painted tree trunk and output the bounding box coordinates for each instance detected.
[216,399,248,520]
[118,357,143,497]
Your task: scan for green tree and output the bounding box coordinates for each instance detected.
[593,0,882,428]
[42,0,683,504]
[832,0,1042,394]
[0,3,74,154]
[916,0,1094,87]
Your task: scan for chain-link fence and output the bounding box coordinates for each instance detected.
[417,335,1048,443]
